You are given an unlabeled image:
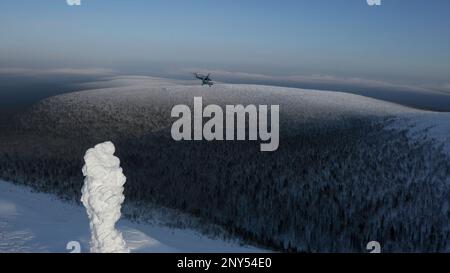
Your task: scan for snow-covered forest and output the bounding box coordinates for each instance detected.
[1,77,449,252]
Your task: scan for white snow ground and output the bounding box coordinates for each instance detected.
[0,180,265,253]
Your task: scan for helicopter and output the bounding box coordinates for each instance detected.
[194,73,214,87]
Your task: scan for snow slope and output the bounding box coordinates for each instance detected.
[0,180,265,253]
[20,76,450,154]
[19,76,421,139]
[387,112,450,157]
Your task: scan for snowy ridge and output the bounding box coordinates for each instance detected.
[0,180,266,253]
[19,76,421,139]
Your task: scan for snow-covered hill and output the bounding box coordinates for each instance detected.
[2,76,450,252]
[16,76,420,141]
[0,180,265,253]
[19,76,450,151]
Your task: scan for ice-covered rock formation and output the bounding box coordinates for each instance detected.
[81,141,129,253]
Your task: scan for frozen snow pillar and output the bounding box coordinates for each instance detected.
[81,141,130,253]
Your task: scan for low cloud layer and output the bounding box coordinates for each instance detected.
[0,67,116,77]
[181,69,450,96]
[429,83,450,94]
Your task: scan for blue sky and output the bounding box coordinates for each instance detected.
[1,0,449,87]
